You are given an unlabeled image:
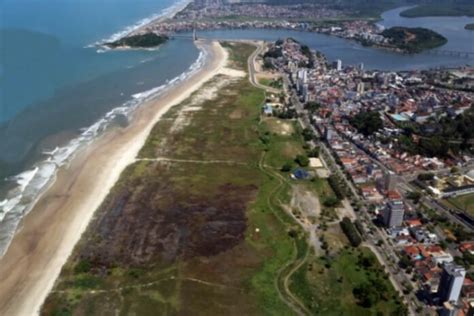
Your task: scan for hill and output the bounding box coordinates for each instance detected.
[400,3,474,18]
[381,26,447,53]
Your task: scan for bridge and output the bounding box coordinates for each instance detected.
[169,29,199,41]
[425,49,474,58]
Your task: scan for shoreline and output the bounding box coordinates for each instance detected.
[98,0,191,46]
[0,39,227,316]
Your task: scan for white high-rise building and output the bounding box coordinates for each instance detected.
[357,82,365,94]
[333,59,342,71]
[438,263,466,303]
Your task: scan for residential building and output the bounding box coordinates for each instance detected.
[438,263,466,303]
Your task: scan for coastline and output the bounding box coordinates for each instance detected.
[100,0,191,45]
[0,39,227,316]
[0,0,196,256]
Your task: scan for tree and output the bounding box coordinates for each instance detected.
[349,111,383,136]
[301,128,314,141]
[398,255,414,270]
[340,217,362,247]
[407,191,421,203]
[281,162,293,172]
[305,101,320,112]
[295,154,309,167]
[307,147,320,158]
[358,255,376,268]
[417,173,434,181]
[353,283,379,307]
[328,175,345,199]
[323,196,339,207]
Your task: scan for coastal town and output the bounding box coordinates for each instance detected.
[133,0,449,54]
[1,0,474,315]
[260,37,474,315]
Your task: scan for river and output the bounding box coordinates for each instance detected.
[197,6,474,71]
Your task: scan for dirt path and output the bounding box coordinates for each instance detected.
[135,157,248,165]
[257,153,310,316]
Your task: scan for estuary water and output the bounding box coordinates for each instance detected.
[197,7,473,70]
[0,2,473,256]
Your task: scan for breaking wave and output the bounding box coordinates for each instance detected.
[0,47,206,257]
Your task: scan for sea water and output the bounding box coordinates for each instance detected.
[0,0,203,256]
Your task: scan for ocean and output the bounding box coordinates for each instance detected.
[0,0,202,255]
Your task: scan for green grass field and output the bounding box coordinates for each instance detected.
[258,77,283,90]
[447,193,474,217]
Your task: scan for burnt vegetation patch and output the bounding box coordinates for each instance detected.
[78,164,256,269]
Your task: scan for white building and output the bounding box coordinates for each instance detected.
[438,263,466,303]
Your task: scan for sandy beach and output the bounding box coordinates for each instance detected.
[0,40,227,316]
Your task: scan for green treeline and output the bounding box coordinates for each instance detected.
[340,217,363,247]
[401,2,474,18]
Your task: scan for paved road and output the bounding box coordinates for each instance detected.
[248,42,281,95]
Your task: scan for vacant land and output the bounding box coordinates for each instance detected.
[289,245,406,315]
[258,77,283,90]
[446,193,474,216]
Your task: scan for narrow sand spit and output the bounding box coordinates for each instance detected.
[0,40,229,316]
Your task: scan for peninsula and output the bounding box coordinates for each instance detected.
[105,33,169,49]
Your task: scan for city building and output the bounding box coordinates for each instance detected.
[357,82,365,94]
[333,59,342,71]
[383,200,404,228]
[438,263,466,303]
[440,301,460,316]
